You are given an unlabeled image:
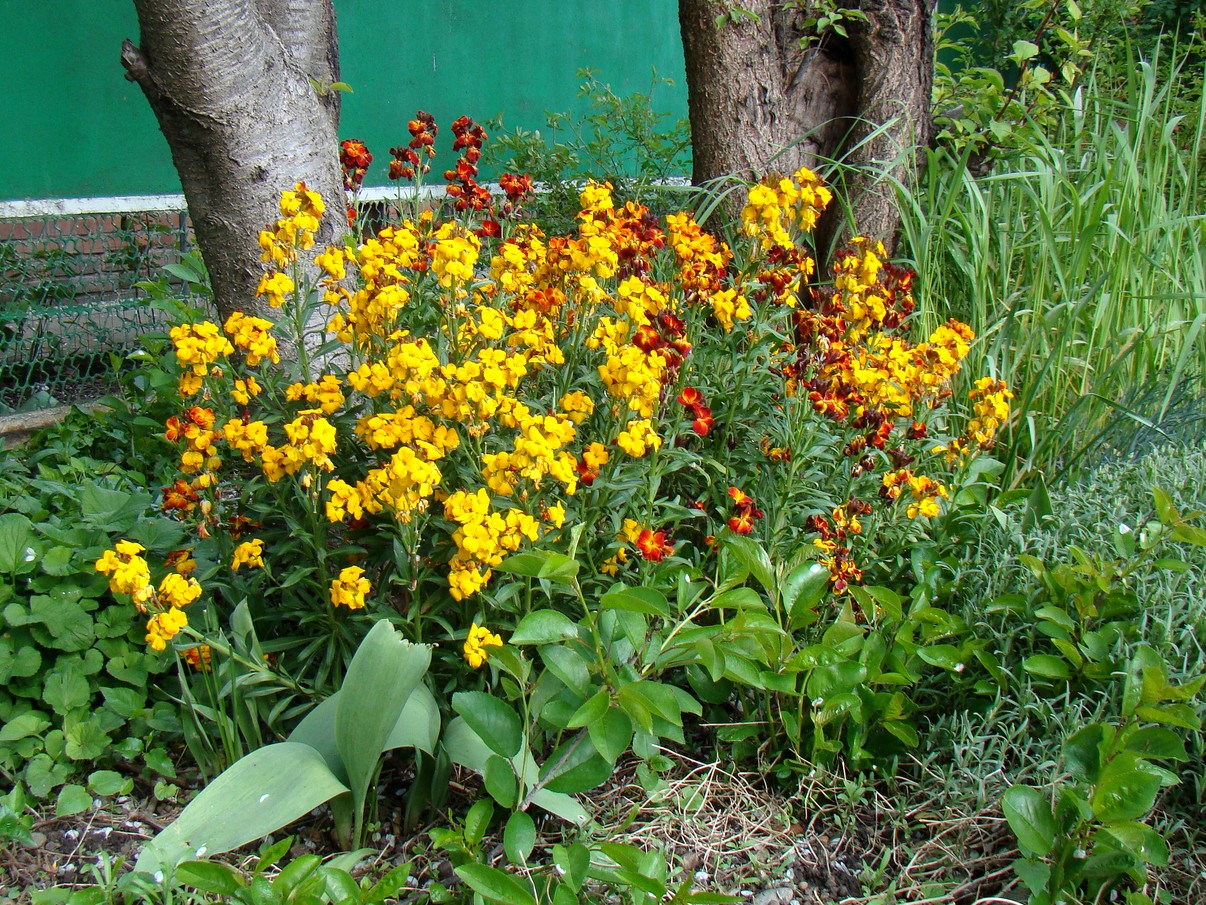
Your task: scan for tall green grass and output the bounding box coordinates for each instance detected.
[899,50,1206,485]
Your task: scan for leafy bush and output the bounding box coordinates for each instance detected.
[0,428,184,807]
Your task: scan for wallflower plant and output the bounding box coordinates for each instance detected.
[102,117,1015,816]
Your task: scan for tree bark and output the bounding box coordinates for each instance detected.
[678,0,934,257]
[122,0,344,324]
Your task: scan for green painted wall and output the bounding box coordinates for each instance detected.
[0,1,687,202]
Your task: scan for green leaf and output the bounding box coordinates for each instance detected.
[1090,756,1164,821]
[176,861,248,895]
[336,622,431,826]
[442,718,589,825]
[784,562,828,628]
[510,610,579,645]
[1023,654,1072,680]
[484,754,518,808]
[1134,703,1201,731]
[540,738,611,794]
[135,743,349,872]
[588,707,633,764]
[566,689,610,729]
[720,535,774,596]
[43,669,92,715]
[464,798,495,848]
[1123,727,1188,762]
[0,711,50,742]
[290,681,440,782]
[917,644,965,671]
[87,770,128,797]
[452,691,523,758]
[496,551,579,584]
[65,719,111,761]
[1063,724,1106,783]
[1002,785,1056,855]
[1100,821,1169,866]
[0,513,38,574]
[504,810,537,863]
[55,784,92,817]
[599,586,671,618]
[455,864,537,905]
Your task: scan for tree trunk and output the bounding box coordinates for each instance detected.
[678,0,934,257]
[121,0,344,325]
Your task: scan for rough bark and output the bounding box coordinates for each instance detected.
[679,0,934,257]
[122,0,344,324]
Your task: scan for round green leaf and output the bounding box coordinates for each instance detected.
[452,691,523,758]
[504,810,537,863]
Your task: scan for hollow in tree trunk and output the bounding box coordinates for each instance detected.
[678,0,934,257]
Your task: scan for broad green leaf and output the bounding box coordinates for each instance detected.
[442,717,589,825]
[1099,822,1169,866]
[721,535,774,596]
[455,864,537,905]
[496,551,579,584]
[599,586,670,618]
[588,707,633,764]
[1023,654,1072,680]
[0,711,50,742]
[175,861,248,895]
[1123,727,1188,762]
[289,681,440,782]
[135,743,349,872]
[484,754,518,808]
[55,784,93,817]
[917,644,965,671]
[1002,785,1056,855]
[1090,756,1164,821]
[540,737,611,794]
[0,513,38,574]
[1134,703,1201,731]
[566,688,611,729]
[87,770,128,796]
[452,691,522,758]
[1063,724,1106,783]
[42,669,91,715]
[510,610,579,645]
[504,810,537,863]
[336,622,431,823]
[540,644,592,696]
[784,563,828,628]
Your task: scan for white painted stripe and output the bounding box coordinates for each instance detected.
[0,183,506,219]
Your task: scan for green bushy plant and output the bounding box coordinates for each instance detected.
[0,431,184,807]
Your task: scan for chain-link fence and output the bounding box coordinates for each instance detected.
[0,199,191,412]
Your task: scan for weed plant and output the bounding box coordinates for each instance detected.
[900,48,1206,486]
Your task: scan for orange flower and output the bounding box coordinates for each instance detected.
[677,386,703,407]
[636,529,674,562]
[691,406,714,436]
[728,486,753,509]
[728,512,755,535]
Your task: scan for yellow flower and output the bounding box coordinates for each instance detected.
[232,539,265,571]
[158,572,202,609]
[330,566,370,609]
[463,623,503,668]
[256,271,296,308]
[145,607,188,652]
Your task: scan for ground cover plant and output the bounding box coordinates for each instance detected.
[2,73,1204,905]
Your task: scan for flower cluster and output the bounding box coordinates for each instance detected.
[340,139,372,190]
[156,124,1006,638]
[96,540,202,651]
[389,111,437,182]
[726,486,765,535]
[463,623,503,668]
